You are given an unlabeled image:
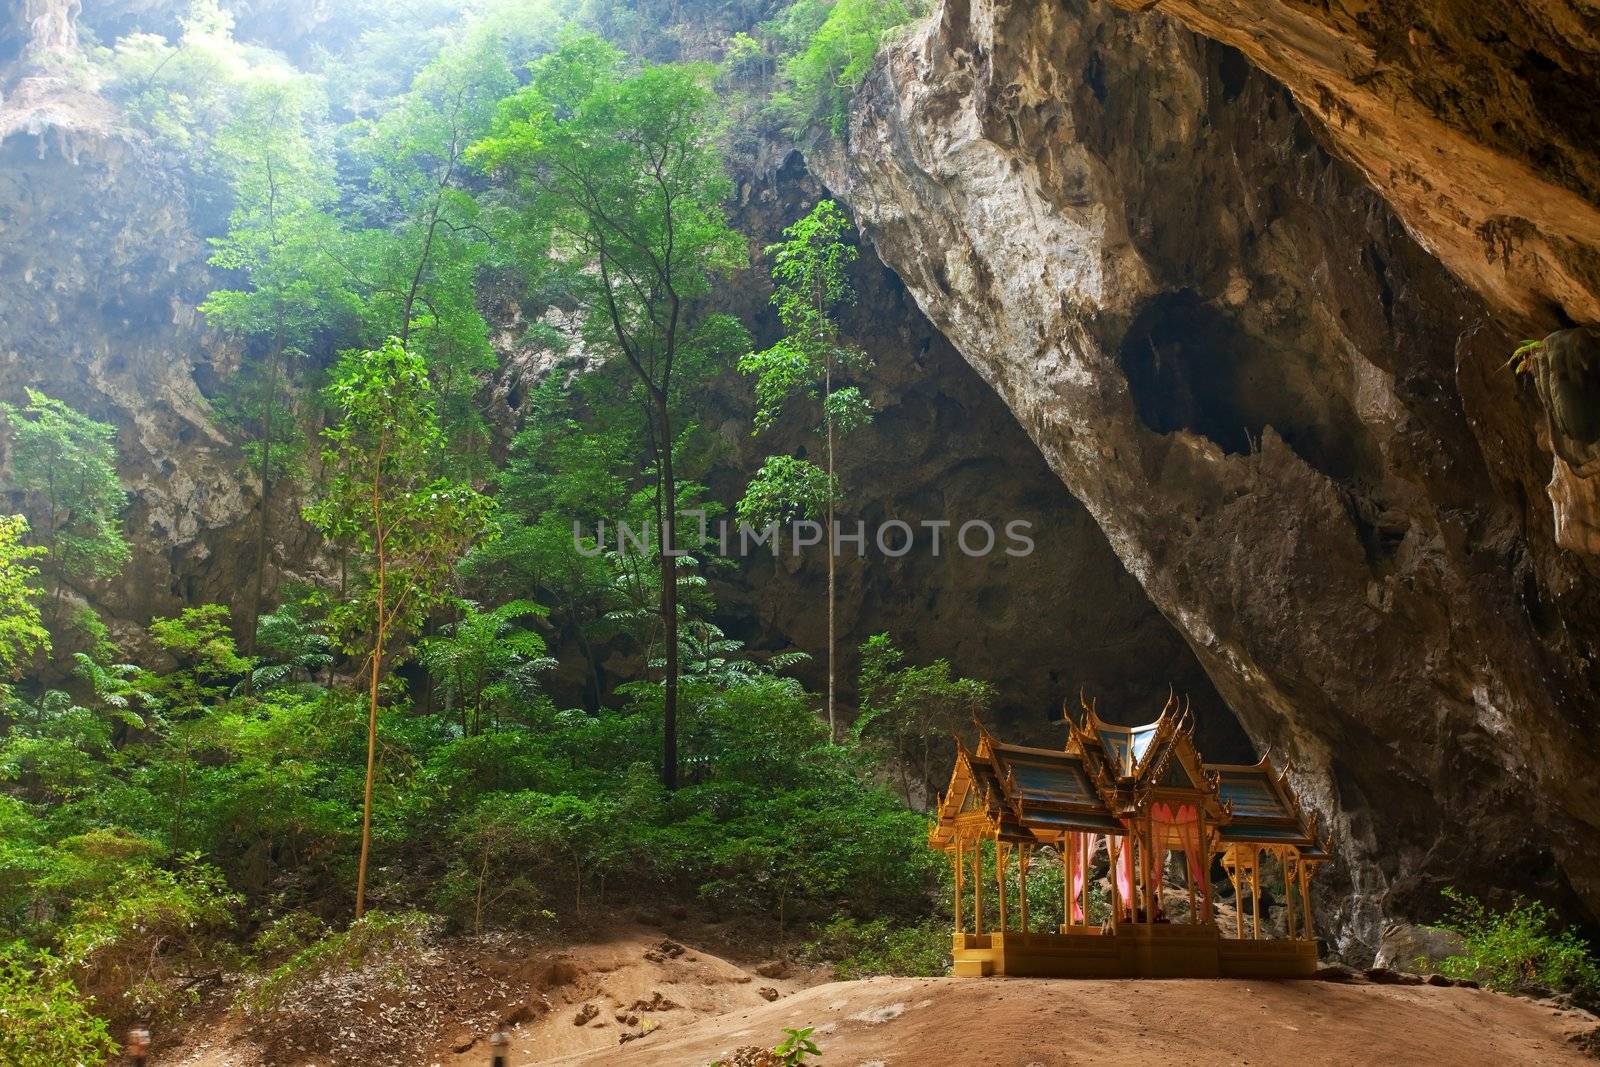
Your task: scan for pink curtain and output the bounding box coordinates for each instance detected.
[1147,803,1205,921]
[1069,833,1087,923]
[1114,832,1134,918]
[1174,806,1208,918]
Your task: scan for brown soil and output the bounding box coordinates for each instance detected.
[149,925,1598,1067]
[528,975,1600,1067]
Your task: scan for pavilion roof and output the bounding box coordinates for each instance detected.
[930,695,1331,859]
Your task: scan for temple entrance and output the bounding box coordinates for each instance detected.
[932,696,1327,978]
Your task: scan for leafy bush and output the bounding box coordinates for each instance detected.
[56,856,240,1023]
[0,949,118,1067]
[1435,887,1600,998]
[803,915,949,978]
[245,910,436,1014]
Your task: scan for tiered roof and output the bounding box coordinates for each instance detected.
[930,695,1329,856]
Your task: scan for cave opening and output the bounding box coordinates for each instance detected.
[1117,290,1370,485]
[1119,291,1260,456]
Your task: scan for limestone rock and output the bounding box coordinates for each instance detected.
[1374,922,1467,974]
[812,0,1600,955]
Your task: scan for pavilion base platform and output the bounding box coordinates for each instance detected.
[951,926,1319,979]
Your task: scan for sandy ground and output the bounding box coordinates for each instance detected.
[525,974,1600,1067]
[149,925,1598,1067]
[433,928,818,1064]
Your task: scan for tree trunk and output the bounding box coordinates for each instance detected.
[245,344,282,659]
[354,457,386,920]
[824,358,836,742]
[659,400,679,791]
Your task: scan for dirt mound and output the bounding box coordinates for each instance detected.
[436,929,817,1063]
[532,975,1600,1067]
[151,925,821,1066]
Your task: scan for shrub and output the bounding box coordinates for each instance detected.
[244,910,435,1014]
[0,949,118,1067]
[57,857,240,1024]
[802,915,950,979]
[1435,887,1600,998]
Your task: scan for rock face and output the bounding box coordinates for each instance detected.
[1102,0,1600,328]
[0,44,277,656]
[1100,0,1600,555]
[705,154,1249,757]
[811,0,1600,956]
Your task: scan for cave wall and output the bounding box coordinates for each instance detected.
[810,0,1600,957]
[704,153,1249,759]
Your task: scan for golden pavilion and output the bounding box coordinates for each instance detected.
[929,696,1330,978]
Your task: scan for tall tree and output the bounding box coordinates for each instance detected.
[303,339,493,917]
[201,76,352,652]
[738,200,873,740]
[471,34,747,789]
[0,391,130,639]
[345,29,516,475]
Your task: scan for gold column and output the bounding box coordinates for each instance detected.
[1018,846,1031,933]
[973,838,984,936]
[1143,822,1158,921]
[953,839,964,934]
[1082,832,1091,925]
[996,840,1010,932]
[1062,835,1074,931]
[1283,849,1297,940]
[1108,836,1121,930]
[1299,859,1314,941]
[1229,849,1244,939]
[1249,849,1261,939]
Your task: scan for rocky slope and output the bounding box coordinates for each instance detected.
[811,0,1600,956]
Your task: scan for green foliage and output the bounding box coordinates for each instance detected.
[738,455,836,526]
[245,910,435,1014]
[776,0,921,136]
[473,32,749,787]
[55,857,240,1023]
[0,515,49,677]
[94,1,300,164]
[1435,887,1600,997]
[854,633,992,803]
[774,1027,823,1064]
[802,914,949,979]
[0,390,130,597]
[0,949,117,1067]
[247,596,334,691]
[419,599,553,735]
[740,199,869,436]
[305,339,495,652]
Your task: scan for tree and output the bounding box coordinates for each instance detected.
[201,75,352,652]
[419,599,552,736]
[853,633,992,804]
[0,516,49,678]
[739,200,873,740]
[471,34,748,789]
[303,339,493,917]
[343,29,517,475]
[0,391,129,638]
[777,0,919,137]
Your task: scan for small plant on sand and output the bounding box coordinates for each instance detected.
[709,1026,822,1066]
[1435,887,1600,998]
